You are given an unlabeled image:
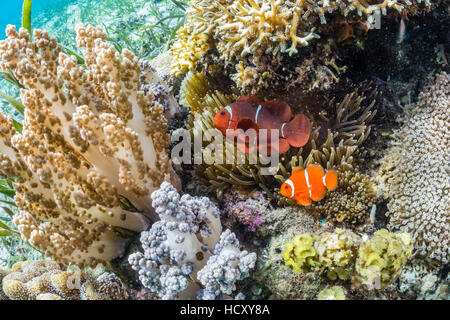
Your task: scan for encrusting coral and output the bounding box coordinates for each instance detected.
[0,25,180,266]
[282,228,412,288]
[171,0,431,90]
[378,72,449,265]
[128,182,257,300]
[0,260,128,300]
[316,285,346,300]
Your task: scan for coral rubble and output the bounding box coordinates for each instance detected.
[0,25,179,265]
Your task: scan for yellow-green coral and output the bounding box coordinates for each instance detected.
[315,228,362,280]
[355,229,412,289]
[282,229,412,288]
[282,234,319,273]
[316,286,346,300]
[1,261,128,300]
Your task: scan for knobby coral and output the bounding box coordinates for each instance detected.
[128,182,256,300]
[379,72,449,264]
[0,25,179,265]
[1,260,128,300]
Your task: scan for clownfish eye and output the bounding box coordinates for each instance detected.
[284,185,288,189]
[220,111,226,116]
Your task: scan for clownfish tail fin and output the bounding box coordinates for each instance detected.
[283,114,311,148]
[324,169,338,191]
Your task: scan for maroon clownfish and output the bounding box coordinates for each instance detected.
[213,96,311,155]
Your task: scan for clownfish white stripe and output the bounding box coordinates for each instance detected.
[285,179,295,198]
[225,105,233,129]
[322,174,327,188]
[304,169,313,198]
[304,169,311,188]
[281,123,286,138]
[255,105,262,124]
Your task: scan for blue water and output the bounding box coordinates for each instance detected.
[0,0,63,39]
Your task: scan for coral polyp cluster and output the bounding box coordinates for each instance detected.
[0,25,179,266]
[0,260,128,300]
[379,72,449,264]
[282,228,412,288]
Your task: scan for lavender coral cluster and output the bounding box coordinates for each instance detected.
[128,182,257,300]
[0,24,179,266]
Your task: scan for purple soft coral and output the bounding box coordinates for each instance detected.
[223,191,268,231]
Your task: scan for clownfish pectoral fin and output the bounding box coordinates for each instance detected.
[262,99,292,123]
[237,118,259,132]
[310,185,327,202]
[283,114,311,148]
[296,194,312,206]
[272,138,290,155]
[324,169,338,191]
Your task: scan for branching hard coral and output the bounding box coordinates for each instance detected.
[171,0,431,89]
[379,72,449,264]
[128,182,256,300]
[0,260,128,300]
[282,228,412,289]
[0,25,180,265]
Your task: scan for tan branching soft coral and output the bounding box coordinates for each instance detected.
[0,25,180,265]
[379,72,449,264]
[0,261,128,300]
[171,0,431,89]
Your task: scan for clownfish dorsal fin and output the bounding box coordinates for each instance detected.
[236,95,262,107]
[261,99,292,123]
[292,166,304,174]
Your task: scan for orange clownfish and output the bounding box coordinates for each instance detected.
[280,164,338,206]
[213,95,311,155]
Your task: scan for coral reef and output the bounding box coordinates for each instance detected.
[171,0,431,90]
[128,182,256,300]
[316,285,346,300]
[378,72,449,264]
[0,260,128,300]
[282,228,411,288]
[0,25,180,265]
[182,72,378,205]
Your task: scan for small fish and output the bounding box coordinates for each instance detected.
[280,164,338,206]
[213,95,311,154]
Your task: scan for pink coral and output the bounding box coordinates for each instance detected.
[223,191,268,231]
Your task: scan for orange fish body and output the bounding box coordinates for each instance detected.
[213,95,311,155]
[280,164,338,206]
